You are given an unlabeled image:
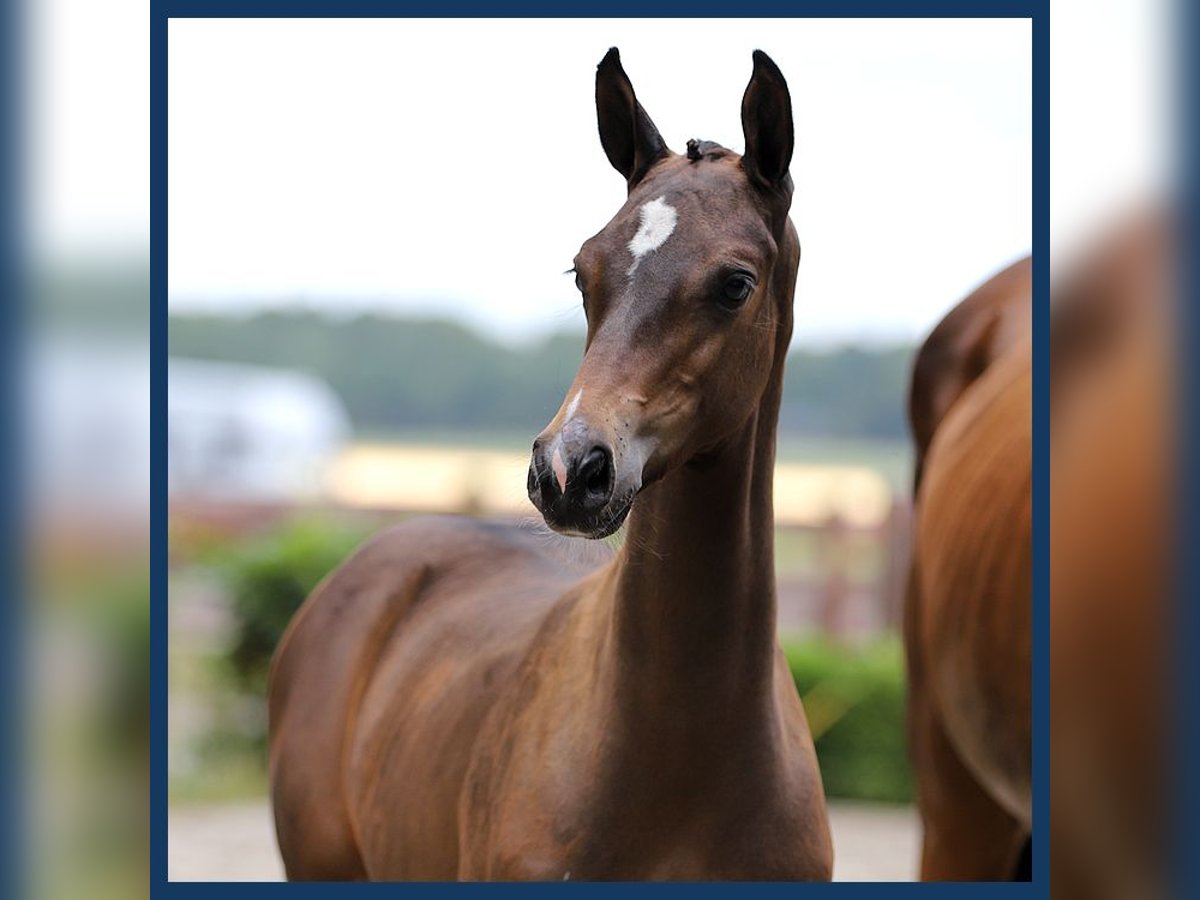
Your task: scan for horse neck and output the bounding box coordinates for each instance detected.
[600,301,791,736]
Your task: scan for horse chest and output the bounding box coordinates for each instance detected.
[465,810,802,882]
[460,733,826,881]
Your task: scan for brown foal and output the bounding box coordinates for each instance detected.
[268,48,832,881]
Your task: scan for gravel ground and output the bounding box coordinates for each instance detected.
[168,800,919,882]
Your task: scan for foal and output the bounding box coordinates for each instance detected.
[268,48,832,882]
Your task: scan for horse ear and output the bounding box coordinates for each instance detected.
[740,50,794,191]
[596,47,670,189]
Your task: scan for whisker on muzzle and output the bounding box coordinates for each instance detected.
[517,515,617,568]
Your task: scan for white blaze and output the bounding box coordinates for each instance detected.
[565,389,583,423]
[550,390,583,493]
[627,196,678,276]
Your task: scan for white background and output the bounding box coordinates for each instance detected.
[165,18,1033,346]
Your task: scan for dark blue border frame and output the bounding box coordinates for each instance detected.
[1178,1,1199,897]
[151,2,1049,894]
[1,0,25,898]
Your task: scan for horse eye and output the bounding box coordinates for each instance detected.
[721,273,756,307]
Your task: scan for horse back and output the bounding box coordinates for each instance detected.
[909,256,1031,490]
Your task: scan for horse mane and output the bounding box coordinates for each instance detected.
[686,138,732,161]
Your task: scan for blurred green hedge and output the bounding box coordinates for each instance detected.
[784,637,913,803]
[206,519,371,698]
[206,520,912,804]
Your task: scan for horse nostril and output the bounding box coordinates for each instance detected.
[579,446,613,498]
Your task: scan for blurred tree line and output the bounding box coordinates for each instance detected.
[169,310,915,440]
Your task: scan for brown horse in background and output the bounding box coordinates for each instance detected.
[905,210,1172,886]
[904,259,1033,879]
[267,49,832,881]
[908,257,1031,491]
[1050,210,1171,899]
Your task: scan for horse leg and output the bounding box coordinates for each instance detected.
[1012,836,1032,881]
[909,682,1028,880]
[271,767,368,881]
[904,563,1027,881]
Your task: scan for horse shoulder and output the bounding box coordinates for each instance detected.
[455,576,611,879]
[270,516,585,879]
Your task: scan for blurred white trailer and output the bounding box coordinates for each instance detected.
[168,359,351,502]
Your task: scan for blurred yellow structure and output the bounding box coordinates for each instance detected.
[326,443,894,529]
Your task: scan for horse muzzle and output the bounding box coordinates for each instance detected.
[528,419,636,538]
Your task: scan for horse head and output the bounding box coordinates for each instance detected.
[528,48,798,538]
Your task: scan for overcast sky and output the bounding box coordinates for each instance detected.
[32,4,1172,343]
[164,18,1034,346]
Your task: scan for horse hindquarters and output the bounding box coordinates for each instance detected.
[906,351,1033,880]
[1050,320,1170,899]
